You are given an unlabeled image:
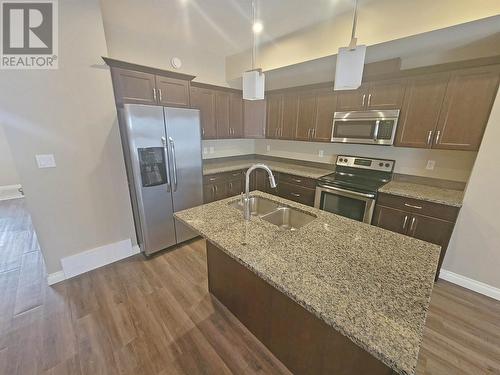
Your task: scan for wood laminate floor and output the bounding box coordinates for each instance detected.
[0,199,499,375]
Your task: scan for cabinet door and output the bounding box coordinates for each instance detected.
[254,170,278,195]
[266,94,283,138]
[366,79,405,110]
[277,182,315,206]
[229,92,244,138]
[435,66,500,151]
[111,68,157,105]
[281,93,299,139]
[215,91,231,138]
[190,87,216,139]
[213,182,228,201]
[243,99,266,138]
[203,184,215,203]
[227,178,243,197]
[155,76,190,107]
[372,205,410,234]
[336,84,368,111]
[314,88,337,142]
[295,90,317,141]
[395,73,449,148]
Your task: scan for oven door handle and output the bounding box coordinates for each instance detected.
[317,184,375,199]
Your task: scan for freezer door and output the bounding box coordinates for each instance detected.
[164,107,203,243]
[123,104,177,255]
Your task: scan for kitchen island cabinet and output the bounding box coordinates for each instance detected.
[175,191,440,375]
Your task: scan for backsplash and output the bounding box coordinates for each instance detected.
[202,139,477,182]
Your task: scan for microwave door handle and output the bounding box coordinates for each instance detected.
[373,120,380,141]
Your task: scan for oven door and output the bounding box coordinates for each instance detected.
[314,184,375,223]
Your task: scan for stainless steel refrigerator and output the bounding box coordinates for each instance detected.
[119,104,203,255]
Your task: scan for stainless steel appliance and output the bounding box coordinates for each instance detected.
[331,109,400,145]
[119,104,203,255]
[314,155,394,223]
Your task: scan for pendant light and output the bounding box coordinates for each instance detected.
[334,0,366,91]
[243,0,265,100]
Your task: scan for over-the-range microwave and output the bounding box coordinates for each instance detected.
[331,109,400,145]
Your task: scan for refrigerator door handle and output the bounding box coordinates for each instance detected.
[161,136,171,191]
[168,136,178,191]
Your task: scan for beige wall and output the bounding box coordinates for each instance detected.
[0,124,20,186]
[202,139,255,160]
[443,90,500,288]
[0,0,135,274]
[226,0,500,80]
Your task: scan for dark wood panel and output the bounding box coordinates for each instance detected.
[229,93,244,138]
[279,173,317,189]
[435,66,500,151]
[281,93,299,139]
[190,87,216,139]
[376,193,460,222]
[372,205,410,235]
[243,99,266,138]
[367,79,406,110]
[314,87,337,142]
[215,91,231,138]
[295,90,317,141]
[396,73,449,148]
[110,68,157,105]
[266,94,283,139]
[203,183,216,203]
[155,76,190,107]
[336,85,368,111]
[277,182,316,206]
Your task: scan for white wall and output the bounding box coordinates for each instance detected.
[443,89,500,288]
[202,139,255,159]
[0,0,136,274]
[0,124,20,186]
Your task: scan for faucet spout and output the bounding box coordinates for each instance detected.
[244,164,277,220]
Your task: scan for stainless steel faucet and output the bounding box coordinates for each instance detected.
[244,164,277,220]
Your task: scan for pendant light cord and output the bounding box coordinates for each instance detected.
[349,0,358,49]
[252,0,256,70]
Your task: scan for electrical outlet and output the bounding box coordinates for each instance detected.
[203,147,208,154]
[266,144,271,152]
[318,149,324,158]
[426,160,436,170]
[35,154,56,168]
[209,146,215,154]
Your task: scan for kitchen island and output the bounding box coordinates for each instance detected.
[175,191,440,375]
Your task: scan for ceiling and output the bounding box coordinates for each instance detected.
[100,0,367,56]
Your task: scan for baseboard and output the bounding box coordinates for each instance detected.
[48,239,140,284]
[0,184,23,201]
[47,271,66,286]
[439,269,500,301]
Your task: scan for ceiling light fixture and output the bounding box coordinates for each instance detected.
[334,0,366,91]
[243,0,265,100]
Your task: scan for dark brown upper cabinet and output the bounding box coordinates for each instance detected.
[110,68,157,105]
[215,91,231,138]
[243,99,266,138]
[190,86,216,139]
[313,88,337,142]
[396,73,449,148]
[281,93,299,139]
[296,90,318,141]
[229,92,244,138]
[155,76,190,107]
[434,66,500,151]
[266,93,284,139]
[336,79,406,112]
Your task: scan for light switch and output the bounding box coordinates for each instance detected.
[35,154,56,168]
[426,160,436,170]
[203,147,208,154]
[209,146,215,154]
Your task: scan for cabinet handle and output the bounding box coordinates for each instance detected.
[229,182,233,191]
[211,185,215,200]
[427,130,433,146]
[312,128,316,138]
[209,177,216,182]
[158,88,163,102]
[290,192,301,197]
[404,203,422,210]
[202,128,205,136]
[409,217,417,233]
[291,178,302,183]
[280,128,283,137]
[153,88,157,102]
[275,128,279,137]
[362,94,366,107]
[435,130,441,145]
[307,128,312,139]
[214,185,218,195]
[367,93,372,107]
[402,215,409,230]
[232,173,240,177]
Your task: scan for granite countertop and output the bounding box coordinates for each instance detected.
[203,158,333,179]
[175,191,440,375]
[379,180,464,207]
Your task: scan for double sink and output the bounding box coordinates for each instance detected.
[229,196,316,231]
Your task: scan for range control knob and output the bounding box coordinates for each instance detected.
[385,163,390,167]
[379,162,384,167]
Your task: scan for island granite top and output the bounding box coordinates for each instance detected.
[175,191,440,375]
[379,180,464,207]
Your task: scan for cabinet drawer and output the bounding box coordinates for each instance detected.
[227,170,244,181]
[278,182,316,206]
[377,193,459,222]
[203,173,228,184]
[279,173,317,189]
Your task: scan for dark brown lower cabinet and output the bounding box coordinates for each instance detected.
[373,193,460,280]
[203,171,245,203]
[206,242,394,375]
